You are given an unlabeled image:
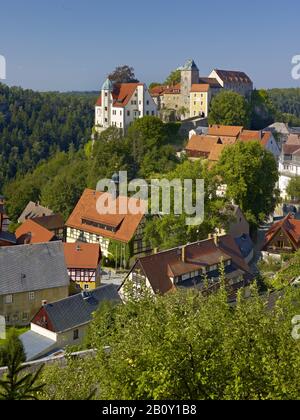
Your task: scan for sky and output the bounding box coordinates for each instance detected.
[0,0,300,91]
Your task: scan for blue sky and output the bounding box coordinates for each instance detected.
[0,0,299,91]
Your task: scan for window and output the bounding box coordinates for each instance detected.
[127,111,130,116]
[22,313,29,322]
[146,111,149,115]
[73,329,79,340]
[151,111,155,116]
[146,100,150,105]
[105,92,108,97]
[5,295,13,305]
[29,292,35,301]
[84,284,90,290]
[105,107,108,111]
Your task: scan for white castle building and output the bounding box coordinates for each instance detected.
[95,78,157,133]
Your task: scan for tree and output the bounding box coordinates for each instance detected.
[164,69,181,86]
[208,90,250,127]
[41,284,300,400]
[0,329,44,401]
[149,83,161,90]
[108,65,139,84]
[216,141,279,227]
[250,90,276,130]
[144,159,229,250]
[286,177,300,201]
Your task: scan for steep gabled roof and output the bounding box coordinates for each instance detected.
[125,235,252,295]
[32,214,65,231]
[0,242,70,296]
[35,285,121,333]
[63,243,101,269]
[16,220,55,244]
[213,69,253,84]
[18,202,53,224]
[96,82,144,108]
[66,189,147,243]
[208,125,243,138]
[263,214,300,250]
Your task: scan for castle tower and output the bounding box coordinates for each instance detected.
[101,78,114,128]
[180,59,199,108]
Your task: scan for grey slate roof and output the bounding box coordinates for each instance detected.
[0,231,16,244]
[18,202,53,224]
[43,285,121,333]
[0,242,70,296]
[20,330,57,362]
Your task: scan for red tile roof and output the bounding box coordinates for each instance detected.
[213,69,253,84]
[63,243,101,269]
[96,82,144,108]
[264,214,300,250]
[208,125,243,138]
[66,189,147,244]
[16,220,55,244]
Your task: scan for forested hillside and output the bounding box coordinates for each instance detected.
[268,88,300,121]
[0,83,95,190]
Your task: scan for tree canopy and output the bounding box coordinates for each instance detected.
[286,177,300,201]
[108,65,139,84]
[215,141,279,227]
[39,283,300,400]
[208,90,250,127]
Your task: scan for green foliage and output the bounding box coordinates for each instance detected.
[0,83,94,191]
[272,250,300,289]
[164,69,181,86]
[144,159,229,250]
[0,329,44,401]
[208,90,251,127]
[216,141,279,227]
[268,88,300,119]
[250,90,276,129]
[4,150,87,221]
[108,65,139,84]
[286,177,300,201]
[42,285,300,400]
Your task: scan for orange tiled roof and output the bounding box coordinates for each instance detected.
[208,144,227,162]
[66,189,147,244]
[16,220,55,244]
[186,135,219,153]
[191,84,210,93]
[264,214,300,250]
[63,243,101,269]
[208,125,243,138]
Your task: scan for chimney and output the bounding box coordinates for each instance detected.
[76,244,81,252]
[42,300,47,307]
[181,245,187,262]
[154,248,159,254]
[213,234,220,247]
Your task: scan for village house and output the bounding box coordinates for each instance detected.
[278,139,300,199]
[0,201,16,247]
[63,243,102,291]
[262,213,300,259]
[0,242,70,326]
[120,234,253,299]
[65,188,149,266]
[185,125,280,163]
[95,79,157,133]
[15,214,65,245]
[20,285,121,361]
[18,201,54,224]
